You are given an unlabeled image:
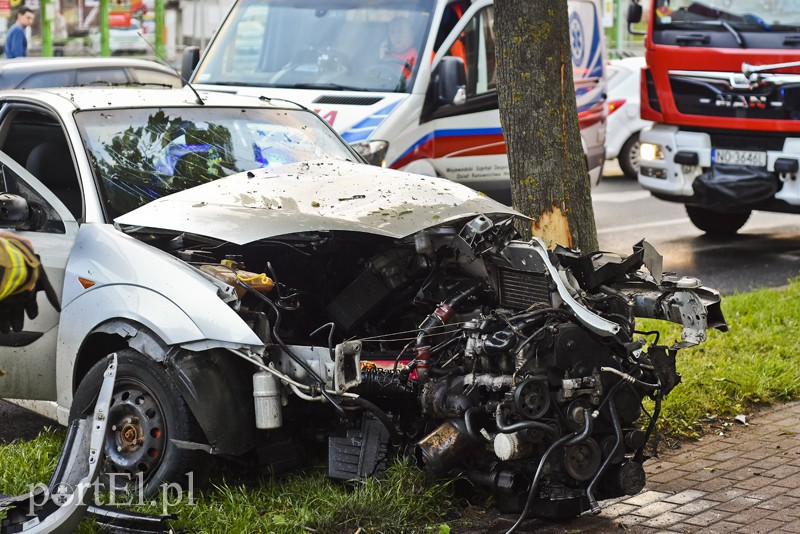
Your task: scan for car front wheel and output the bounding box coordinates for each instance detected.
[685,206,751,235]
[70,349,208,495]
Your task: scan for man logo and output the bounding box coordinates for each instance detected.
[713,94,772,109]
[714,94,748,108]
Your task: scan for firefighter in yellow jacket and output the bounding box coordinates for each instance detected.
[0,232,59,333]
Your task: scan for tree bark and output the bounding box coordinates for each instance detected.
[495,0,598,252]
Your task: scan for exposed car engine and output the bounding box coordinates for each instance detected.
[168,211,726,523]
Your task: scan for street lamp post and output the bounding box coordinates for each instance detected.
[100,0,110,57]
[155,0,165,59]
[41,0,53,56]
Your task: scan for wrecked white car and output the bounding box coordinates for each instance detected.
[0,87,726,521]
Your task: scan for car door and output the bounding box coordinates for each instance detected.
[0,147,79,402]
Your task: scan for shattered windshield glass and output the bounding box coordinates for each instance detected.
[654,1,800,30]
[76,107,355,219]
[194,0,435,93]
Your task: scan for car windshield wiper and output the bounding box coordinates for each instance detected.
[78,80,118,87]
[284,83,369,92]
[194,81,369,91]
[200,81,277,87]
[78,81,173,88]
[123,82,175,88]
[668,20,746,47]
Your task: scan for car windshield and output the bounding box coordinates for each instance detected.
[194,0,435,93]
[654,1,800,31]
[75,106,355,219]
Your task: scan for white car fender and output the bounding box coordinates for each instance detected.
[55,284,239,417]
[66,224,258,339]
[57,225,264,409]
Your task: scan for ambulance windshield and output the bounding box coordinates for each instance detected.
[194,0,436,93]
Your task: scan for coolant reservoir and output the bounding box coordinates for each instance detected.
[199,263,274,297]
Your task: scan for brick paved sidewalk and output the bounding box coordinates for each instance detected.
[462,400,800,533]
[609,399,800,533]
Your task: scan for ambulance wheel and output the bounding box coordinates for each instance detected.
[70,349,208,496]
[686,206,750,235]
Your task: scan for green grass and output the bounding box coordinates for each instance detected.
[143,462,454,534]
[0,427,64,494]
[2,454,454,533]
[4,281,800,531]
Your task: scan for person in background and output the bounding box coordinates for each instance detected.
[433,2,467,76]
[380,17,418,80]
[5,6,35,59]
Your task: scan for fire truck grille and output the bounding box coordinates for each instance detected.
[669,74,800,121]
[499,269,551,310]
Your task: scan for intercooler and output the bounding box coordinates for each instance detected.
[498,268,551,309]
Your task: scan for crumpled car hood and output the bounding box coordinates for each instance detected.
[115,160,521,244]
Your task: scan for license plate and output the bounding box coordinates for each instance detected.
[712,148,767,167]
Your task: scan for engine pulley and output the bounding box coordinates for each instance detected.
[563,438,602,482]
[564,398,592,432]
[513,377,550,420]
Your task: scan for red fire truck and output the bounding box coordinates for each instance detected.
[629,0,800,234]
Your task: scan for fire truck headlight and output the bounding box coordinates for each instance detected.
[640,142,664,162]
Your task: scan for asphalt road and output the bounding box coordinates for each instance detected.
[0,399,53,443]
[595,161,800,294]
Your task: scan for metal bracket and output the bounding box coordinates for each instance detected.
[0,354,116,534]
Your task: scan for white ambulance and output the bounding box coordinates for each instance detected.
[187,0,607,204]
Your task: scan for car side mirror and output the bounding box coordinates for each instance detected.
[0,193,44,230]
[434,56,467,106]
[627,1,646,35]
[181,46,201,85]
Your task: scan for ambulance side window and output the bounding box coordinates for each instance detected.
[434,1,467,83]
[442,5,495,99]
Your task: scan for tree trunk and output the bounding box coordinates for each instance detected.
[495,0,598,253]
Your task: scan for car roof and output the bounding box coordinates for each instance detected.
[608,56,646,72]
[0,86,306,112]
[0,57,178,75]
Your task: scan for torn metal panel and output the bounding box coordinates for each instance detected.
[0,354,116,534]
[85,505,174,534]
[612,281,727,348]
[528,238,622,337]
[639,240,664,285]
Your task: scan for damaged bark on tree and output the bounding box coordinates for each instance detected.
[495,0,598,252]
